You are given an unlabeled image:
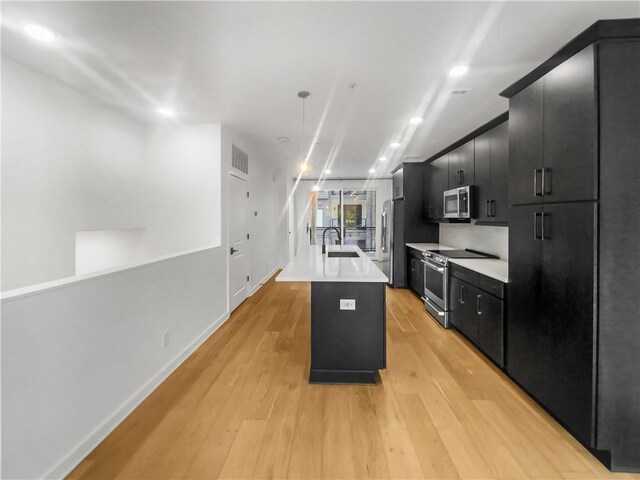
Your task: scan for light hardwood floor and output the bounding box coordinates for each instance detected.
[68,275,638,480]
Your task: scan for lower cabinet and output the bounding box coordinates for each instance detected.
[449,265,505,367]
[407,249,425,297]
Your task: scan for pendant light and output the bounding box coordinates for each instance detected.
[297,91,311,175]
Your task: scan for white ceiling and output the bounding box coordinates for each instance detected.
[2,1,638,178]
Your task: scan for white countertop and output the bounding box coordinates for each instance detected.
[276,245,388,283]
[406,243,509,283]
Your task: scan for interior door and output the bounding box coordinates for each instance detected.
[229,173,249,312]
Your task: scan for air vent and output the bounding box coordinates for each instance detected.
[232,144,249,174]
[452,89,471,95]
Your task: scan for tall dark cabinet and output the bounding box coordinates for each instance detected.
[501,20,640,472]
[390,163,438,288]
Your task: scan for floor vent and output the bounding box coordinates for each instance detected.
[232,144,249,174]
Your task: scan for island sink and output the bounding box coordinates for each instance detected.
[327,251,359,258]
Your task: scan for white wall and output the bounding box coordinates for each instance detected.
[291,178,392,260]
[1,59,288,479]
[1,247,228,480]
[139,124,222,259]
[439,223,509,260]
[75,228,145,275]
[1,58,223,290]
[221,126,289,293]
[1,57,147,290]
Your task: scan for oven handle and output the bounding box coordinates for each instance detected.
[421,259,445,273]
[424,297,445,316]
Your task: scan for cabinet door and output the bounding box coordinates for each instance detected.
[425,155,449,220]
[449,276,479,344]
[478,292,504,367]
[490,121,509,223]
[538,202,595,445]
[474,131,492,220]
[392,168,404,199]
[543,45,597,203]
[509,78,543,205]
[449,141,474,187]
[409,257,423,296]
[507,204,544,402]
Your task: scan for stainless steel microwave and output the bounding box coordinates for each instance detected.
[443,185,473,219]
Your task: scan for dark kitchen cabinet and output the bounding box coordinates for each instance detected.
[474,121,509,223]
[424,155,449,221]
[509,78,543,205]
[502,21,640,472]
[509,46,597,206]
[449,275,479,344]
[450,265,506,367]
[448,140,474,187]
[408,253,424,297]
[478,292,504,367]
[508,202,595,446]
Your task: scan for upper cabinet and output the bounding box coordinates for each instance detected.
[509,45,597,205]
[475,121,509,224]
[448,140,474,187]
[392,167,404,199]
[423,155,449,221]
[423,114,508,224]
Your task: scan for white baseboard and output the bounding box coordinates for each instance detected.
[248,267,279,297]
[45,311,230,480]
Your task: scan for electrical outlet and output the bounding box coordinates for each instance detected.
[340,299,356,311]
[162,331,170,348]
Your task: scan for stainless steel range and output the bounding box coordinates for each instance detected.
[422,249,496,328]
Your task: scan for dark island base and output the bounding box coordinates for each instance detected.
[310,281,386,385]
[309,369,377,385]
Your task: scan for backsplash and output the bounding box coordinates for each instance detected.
[439,223,509,260]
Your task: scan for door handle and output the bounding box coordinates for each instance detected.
[533,212,542,240]
[459,285,465,304]
[477,294,482,315]
[230,247,238,255]
[534,169,542,196]
[542,168,551,195]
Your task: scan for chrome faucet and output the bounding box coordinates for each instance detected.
[322,227,342,254]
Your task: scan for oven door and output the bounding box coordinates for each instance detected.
[422,259,445,308]
[443,190,460,218]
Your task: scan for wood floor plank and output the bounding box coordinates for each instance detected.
[67,277,635,480]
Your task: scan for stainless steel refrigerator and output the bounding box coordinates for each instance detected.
[381,199,405,287]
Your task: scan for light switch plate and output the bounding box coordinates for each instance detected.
[340,299,356,310]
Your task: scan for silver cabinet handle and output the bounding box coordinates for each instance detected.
[459,285,465,304]
[486,200,490,218]
[477,294,482,315]
[533,212,542,240]
[541,211,547,241]
[542,168,551,195]
[491,200,496,218]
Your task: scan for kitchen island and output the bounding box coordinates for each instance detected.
[276,245,388,384]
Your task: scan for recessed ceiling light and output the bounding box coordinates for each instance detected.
[312,184,320,191]
[156,107,175,117]
[369,168,376,174]
[390,142,400,149]
[449,65,469,77]
[410,116,423,125]
[325,169,332,174]
[277,136,290,143]
[24,23,56,43]
[379,156,388,162]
